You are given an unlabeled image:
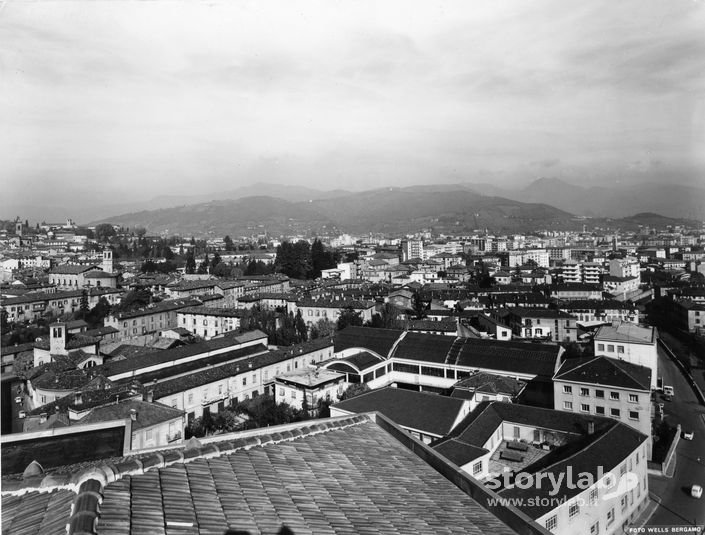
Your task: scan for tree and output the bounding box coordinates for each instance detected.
[185,252,196,274]
[94,223,116,242]
[197,254,210,275]
[224,235,234,251]
[310,318,336,340]
[310,238,336,279]
[337,307,363,330]
[339,383,370,401]
[117,289,152,313]
[213,262,233,278]
[209,252,221,275]
[85,297,112,328]
[275,240,312,279]
[78,290,90,318]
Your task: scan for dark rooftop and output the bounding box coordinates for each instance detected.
[554,355,652,390]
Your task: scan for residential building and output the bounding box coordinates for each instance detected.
[401,239,424,262]
[553,355,652,457]
[48,264,102,289]
[104,298,201,341]
[274,369,346,412]
[433,402,649,535]
[594,322,658,389]
[176,306,244,339]
[501,308,578,342]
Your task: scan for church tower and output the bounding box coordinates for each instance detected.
[102,249,114,274]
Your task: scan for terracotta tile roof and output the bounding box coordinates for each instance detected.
[49,264,100,275]
[2,415,522,535]
[79,400,184,431]
[1,488,76,535]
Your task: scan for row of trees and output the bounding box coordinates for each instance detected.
[274,239,337,279]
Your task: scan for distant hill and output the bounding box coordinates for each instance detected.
[479,178,705,220]
[90,187,577,237]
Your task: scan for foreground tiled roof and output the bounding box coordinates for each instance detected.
[2,415,523,535]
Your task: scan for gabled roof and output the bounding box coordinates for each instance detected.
[332,387,468,436]
[49,264,100,275]
[554,356,651,390]
[79,400,183,430]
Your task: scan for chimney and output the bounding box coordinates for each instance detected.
[147,390,154,403]
[587,421,595,435]
[74,391,82,406]
[39,413,47,424]
[130,409,137,421]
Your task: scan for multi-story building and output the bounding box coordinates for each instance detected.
[432,402,650,535]
[502,308,578,343]
[1,288,122,323]
[594,322,658,389]
[553,355,652,457]
[48,264,103,289]
[401,239,424,261]
[275,369,346,412]
[176,306,244,339]
[104,298,201,341]
[559,300,639,326]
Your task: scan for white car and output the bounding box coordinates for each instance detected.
[692,485,703,499]
[683,430,694,440]
[18,410,26,419]
[14,396,22,405]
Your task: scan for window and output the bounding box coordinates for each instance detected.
[513,426,520,439]
[580,388,589,396]
[620,495,627,511]
[146,429,153,441]
[595,406,605,415]
[188,393,193,404]
[545,515,557,531]
[472,461,482,476]
[610,391,620,400]
[290,390,296,399]
[629,394,638,403]
[279,388,284,396]
[607,344,614,352]
[595,389,604,398]
[568,501,579,519]
[620,464,626,476]
[563,401,573,410]
[589,488,598,504]
[610,408,620,418]
[563,385,572,394]
[629,411,639,420]
[597,343,605,351]
[242,377,247,386]
[617,345,624,354]
[590,521,599,535]
[607,508,615,525]
[581,404,590,412]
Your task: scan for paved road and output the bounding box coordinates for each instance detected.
[647,343,705,528]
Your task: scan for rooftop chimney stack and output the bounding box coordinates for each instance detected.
[130,409,137,421]
[74,391,83,406]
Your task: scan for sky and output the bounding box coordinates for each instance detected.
[1,0,704,216]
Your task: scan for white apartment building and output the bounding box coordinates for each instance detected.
[177,306,243,339]
[553,355,652,458]
[594,323,658,389]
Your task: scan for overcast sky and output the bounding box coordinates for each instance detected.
[1,0,704,211]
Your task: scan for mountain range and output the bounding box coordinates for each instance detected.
[88,182,701,238]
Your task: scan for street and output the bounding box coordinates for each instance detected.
[647,343,705,528]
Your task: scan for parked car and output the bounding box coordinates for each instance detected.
[692,485,703,499]
[14,396,22,405]
[18,410,26,419]
[683,430,695,440]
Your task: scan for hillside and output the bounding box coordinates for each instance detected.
[91,187,577,237]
